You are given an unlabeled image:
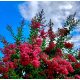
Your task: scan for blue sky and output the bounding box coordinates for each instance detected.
[0,1,30,58]
[0,1,24,43]
[0,1,80,58]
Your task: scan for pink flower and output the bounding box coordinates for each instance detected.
[21,61,30,66]
[3,47,10,54]
[48,28,56,39]
[3,67,9,73]
[33,50,39,57]
[64,42,73,49]
[68,54,77,62]
[20,53,30,66]
[3,44,16,55]
[43,55,74,76]
[66,64,74,73]
[40,29,47,38]
[55,48,63,57]
[0,66,4,73]
[49,42,56,49]
[19,43,31,53]
[8,44,16,49]
[58,28,69,36]
[31,20,41,28]
[40,53,49,60]
[36,38,42,46]
[52,59,58,68]
[45,42,56,52]
[35,47,41,53]
[32,60,40,68]
[3,74,8,79]
[3,56,9,62]
[9,50,16,54]
[75,74,80,79]
[74,63,80,69]
[9,62,15,69]
[59,66,69,75]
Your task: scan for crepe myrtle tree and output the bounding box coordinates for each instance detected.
[0,9,80,79]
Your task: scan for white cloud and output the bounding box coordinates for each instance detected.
[59,3,73,10]
[18,1,80,30]
[18,1,80,49]
[19,1,39,19]
[68,35,80,42]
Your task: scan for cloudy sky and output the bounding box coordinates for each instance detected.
[0,1,80,57]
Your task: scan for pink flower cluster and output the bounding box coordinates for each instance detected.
[39,29,47,38]
[74,63,80,69]
[45,42,56,52]
[40,54,74,78]
[64,42,73,49]
[3,44,16,56]
[19,42,41,68]
[48,28,56,40]
[0,60,17,78]
[67,54,77,62]
[31,20,42,29]
[2,44,17,71]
